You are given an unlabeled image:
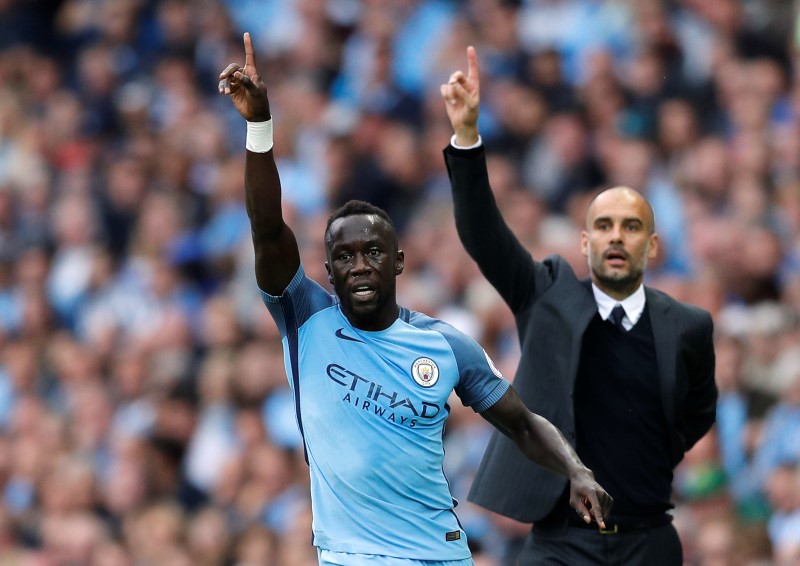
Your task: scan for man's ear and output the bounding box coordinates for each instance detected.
[648,233,659,260]
[580,231,589,257]
[324,261,333,284]
[395,250,405,275]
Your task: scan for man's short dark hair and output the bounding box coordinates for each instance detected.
[325,200,396,248]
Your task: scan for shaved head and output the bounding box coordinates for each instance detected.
[581,185,659,299]
[586,187,655,235]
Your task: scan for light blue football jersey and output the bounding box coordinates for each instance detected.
[261,266,510,560]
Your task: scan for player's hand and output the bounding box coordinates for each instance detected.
[568,469,613,528]
[440,46,480,146]
[218,32,270,122]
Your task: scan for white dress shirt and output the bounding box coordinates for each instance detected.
[591,284,646,331]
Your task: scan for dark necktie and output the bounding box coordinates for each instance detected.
[609,304,626,331]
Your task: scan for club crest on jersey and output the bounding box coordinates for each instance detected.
[411,357,439,388]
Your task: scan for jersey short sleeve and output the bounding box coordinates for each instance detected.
[260,265,337,337]
[416,316,510,413]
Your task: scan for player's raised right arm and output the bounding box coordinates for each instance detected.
[218,32,300,295]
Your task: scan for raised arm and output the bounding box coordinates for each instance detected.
[481,387,614,527]
[218,32,300,295]
[441,48,539,311]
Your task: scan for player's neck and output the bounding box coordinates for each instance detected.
[346,303,400,332]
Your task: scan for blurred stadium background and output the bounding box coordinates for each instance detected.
[1,0,800,564]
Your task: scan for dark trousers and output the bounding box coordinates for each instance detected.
[518,521,683,566]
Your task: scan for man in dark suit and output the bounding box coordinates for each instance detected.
[439,47,717,565]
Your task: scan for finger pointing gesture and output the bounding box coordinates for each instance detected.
[218,32,270,122]
[441,46,480,146]
[568,474,613,529]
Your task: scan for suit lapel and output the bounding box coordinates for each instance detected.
[646,288,677,424]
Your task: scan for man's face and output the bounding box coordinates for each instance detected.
[325,214,404,330]
[581,188,658,298]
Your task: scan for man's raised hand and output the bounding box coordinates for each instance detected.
[440,46,481,146]
[218,32,270,122]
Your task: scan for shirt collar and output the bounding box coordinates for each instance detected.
[592,283,646,327]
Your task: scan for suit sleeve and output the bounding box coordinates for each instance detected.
[680,312,718,451]
[443,145,544,314]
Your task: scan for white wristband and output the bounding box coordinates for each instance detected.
[246,119,274,153]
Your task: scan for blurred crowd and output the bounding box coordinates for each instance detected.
[0,0,800,564]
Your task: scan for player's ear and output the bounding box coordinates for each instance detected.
[325,261,333,284]
[395,250,405,275]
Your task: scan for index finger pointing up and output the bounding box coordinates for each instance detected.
[466,45,479,82]
[243,32,257,69]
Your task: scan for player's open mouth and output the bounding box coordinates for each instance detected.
[352,286,376,300]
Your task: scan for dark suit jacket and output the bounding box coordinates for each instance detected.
[444,145,717,523]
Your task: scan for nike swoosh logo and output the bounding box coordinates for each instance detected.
[335,328,364,343]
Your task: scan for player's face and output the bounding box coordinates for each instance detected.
[581,188,659,299]
[325,214,404,330]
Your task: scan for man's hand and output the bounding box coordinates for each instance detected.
[440,46,481,146]
[568,468,613,528]
[218,32,270,122]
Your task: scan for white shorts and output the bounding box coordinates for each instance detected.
[317,549,475,566]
